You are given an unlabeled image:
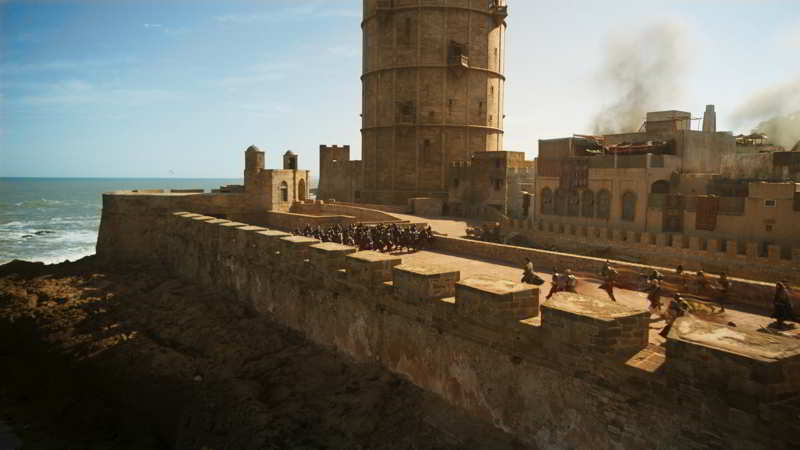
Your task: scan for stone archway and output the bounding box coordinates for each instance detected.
[297,179,306,202]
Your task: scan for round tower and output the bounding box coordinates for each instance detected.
[361,0,508,204]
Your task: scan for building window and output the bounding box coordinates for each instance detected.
[554,189,566,216]
[766,224,773,232]
[493,178,503,190]
[581,190,595,218]
[597,189,611,219]
[279,181,289,202]
[541,187,553,215]
[567,190,580,217]
[453,178,460,188]
[495,159,501,169]
[622,191,636,221]
[764,199,777,207]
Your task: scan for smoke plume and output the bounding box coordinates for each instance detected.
[592,24,689,134]
[730,76,800,149]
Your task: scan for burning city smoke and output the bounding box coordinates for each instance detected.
[730,76,800,149]
[592,23,689,134]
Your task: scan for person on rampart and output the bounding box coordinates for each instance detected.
[563,269,577,293]
[771,281,795,328]
[660,293,690,338]
[694,270,711,295]
[545,268,562,299]
[645,272,664,314]
[521,257,544,285]
[599,260,618,302]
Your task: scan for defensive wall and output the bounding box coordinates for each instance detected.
[499,218,800,288]
[96,191,407,263]
[96,203,800,449]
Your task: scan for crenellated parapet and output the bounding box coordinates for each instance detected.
[129,210,800,448]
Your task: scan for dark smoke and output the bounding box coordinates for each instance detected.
[730,76,800,149]
[592,24,688,134]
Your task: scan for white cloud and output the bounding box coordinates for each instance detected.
[0,56,138,75]
[15,79,177,107]
[143,23,163,28]
[215,3,358,24]
[211,63,296,88]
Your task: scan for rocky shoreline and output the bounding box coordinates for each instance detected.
[0,257,525,450]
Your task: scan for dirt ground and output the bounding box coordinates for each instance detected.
[0,257,529,450]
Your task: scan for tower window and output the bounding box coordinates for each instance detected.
[490,86,494,96]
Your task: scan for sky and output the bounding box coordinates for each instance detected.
[1,0,799,179]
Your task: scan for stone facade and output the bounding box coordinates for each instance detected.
[533,106,800,255]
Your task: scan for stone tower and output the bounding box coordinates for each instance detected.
[360,0,508,205]
[283,150,298,170]
[244,145,265,193]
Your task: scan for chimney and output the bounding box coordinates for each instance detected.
[702,104,716,133]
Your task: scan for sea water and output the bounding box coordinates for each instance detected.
[0,178,241,265]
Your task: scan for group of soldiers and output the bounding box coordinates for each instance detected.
[521,258,797,334]
[295,223,435,253]
[465,223,502,243]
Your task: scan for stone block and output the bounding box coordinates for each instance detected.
[612,229,624,242]
[455,275,539,324]
[279,236,321,273]
[666,317,800,402]
[707,238,721,253]
[727,240,739,257]
[393,264,460,303]
[768,245,781,261]
[235,225,268,258]
[254,230,292,258]
[586,226,596,238]
[309,242,357,286]
[745,242,759,260]
[793,248,800,264]
[541,292,649,356]
[345,251,401,291]
[671,235,685,250]
[656,233,669,247]
[689,236,701,251]
[598,227,609,240]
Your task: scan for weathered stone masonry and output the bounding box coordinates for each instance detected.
[98,208,800,449]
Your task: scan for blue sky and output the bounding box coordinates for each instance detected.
[1,0,798,178]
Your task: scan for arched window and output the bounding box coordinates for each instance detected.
[567,190,580,216]
[297,179,306,201]
[541,187,553,215]
[279,181,289,202]
[597,189,611,219]
[622,191,637,222]
[651,180,670,194]
[554,189,566,216]
[581,190,595,218]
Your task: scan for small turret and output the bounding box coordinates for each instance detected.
[283,150,298,170]
[244,145,265,193]
[703,105,716,133]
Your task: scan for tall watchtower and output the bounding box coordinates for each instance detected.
[360,0,509,204]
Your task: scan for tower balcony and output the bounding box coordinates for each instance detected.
[489,1,508,25]
[447,54,469,68]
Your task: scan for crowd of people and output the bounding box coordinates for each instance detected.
[519,258,797,332]
[295,223,435,253]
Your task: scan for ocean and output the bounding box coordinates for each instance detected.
[0,178,242,265]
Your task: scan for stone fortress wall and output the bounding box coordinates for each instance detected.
[502,217,800,287]
[96,202,800,449]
